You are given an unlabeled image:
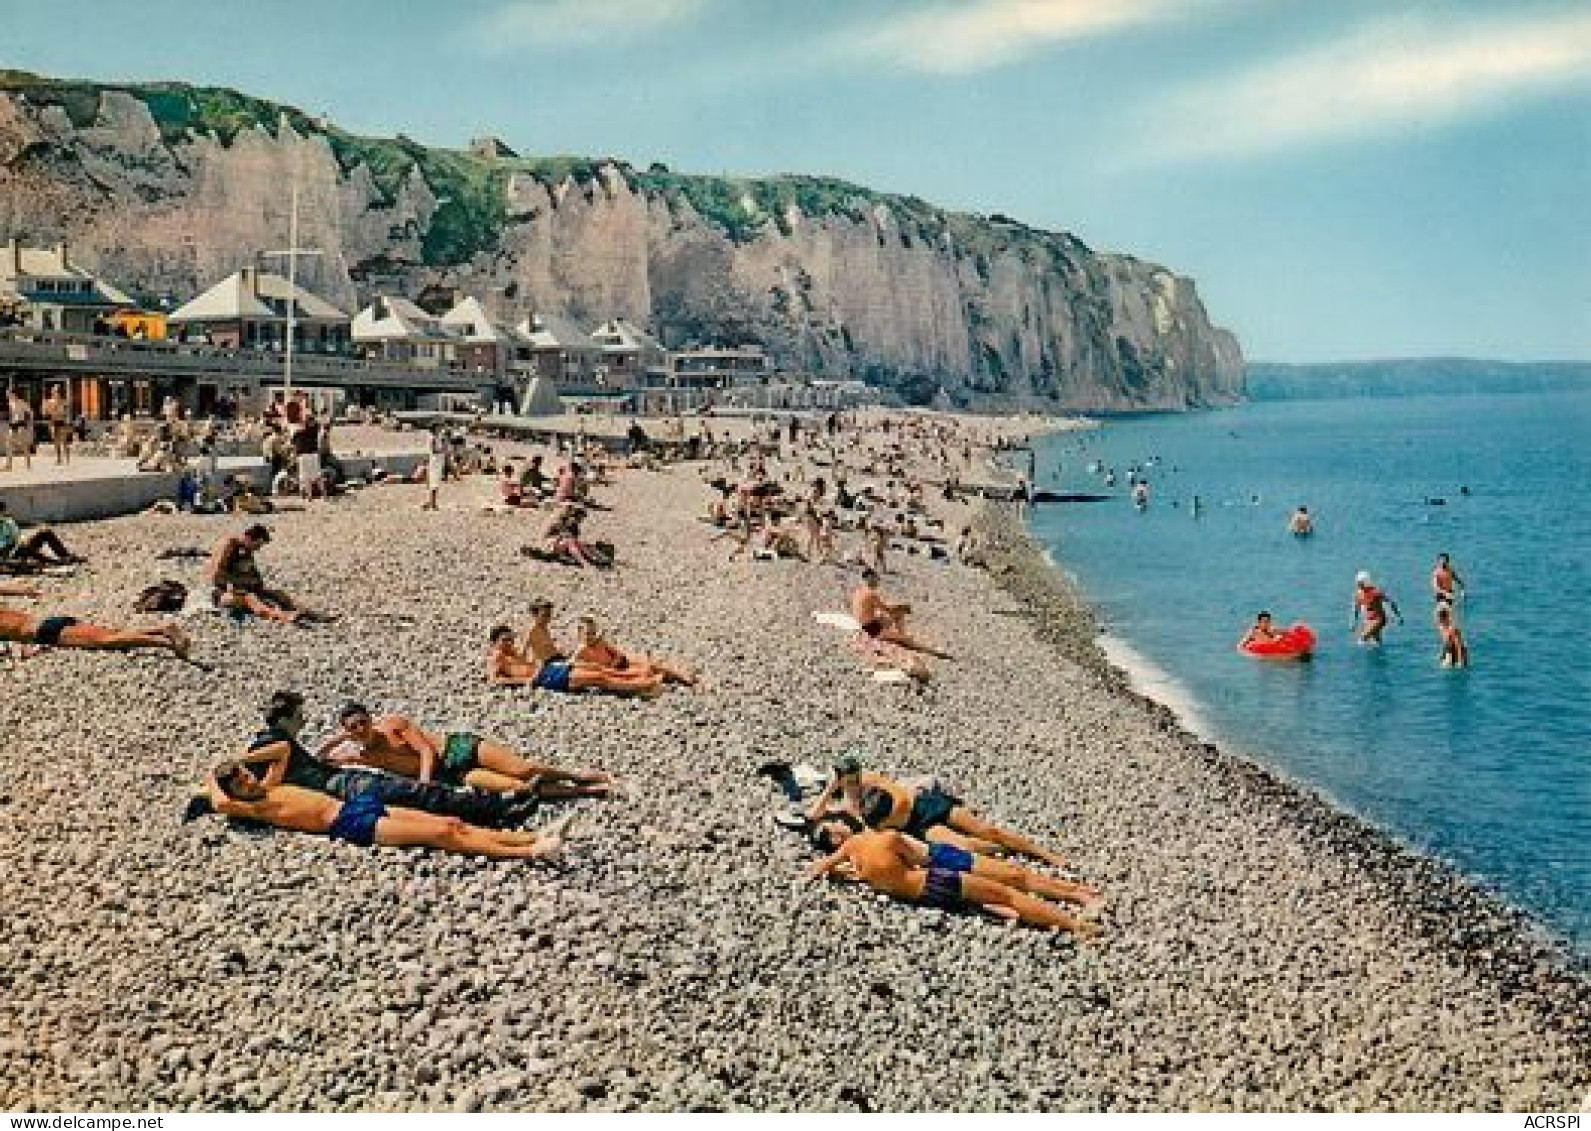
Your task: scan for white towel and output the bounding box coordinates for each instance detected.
[812,611,861,632]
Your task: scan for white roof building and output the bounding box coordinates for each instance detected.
[169,266,347,325]
[352,294,451,344]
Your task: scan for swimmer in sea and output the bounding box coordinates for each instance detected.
[1239,610,1283,650]
[1351,571,1403,645]
[1288,506,1314,537]
[1431,553,1465,609]
[1435,606,1469,668]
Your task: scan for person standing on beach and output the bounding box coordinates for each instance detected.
[292,413,322,501]
[6,387,33,472]
[422,426,446,510]
[1431,553,1465,609]
[1351,571,1403,645]
[42,386,70,466]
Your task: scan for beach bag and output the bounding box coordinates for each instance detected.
[135,579,188,613]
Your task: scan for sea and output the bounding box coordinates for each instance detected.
[1027,387,1591,953]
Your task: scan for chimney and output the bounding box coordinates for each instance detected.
[7,238,19,275]
[55,241,68,269]
[240,265,257,295]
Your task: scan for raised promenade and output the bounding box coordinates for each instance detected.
[0,328,496,397]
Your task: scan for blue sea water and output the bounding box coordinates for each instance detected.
[1028,389,1591,952]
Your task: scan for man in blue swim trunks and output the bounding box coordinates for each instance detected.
[202,761,573,860]
[807,823,1098,935]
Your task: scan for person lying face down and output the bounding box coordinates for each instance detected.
[807,820,1099,936]
[807,755,1067,868]
[323,700,613,799]
[0,584,195,664]
[486,624,663,698]
[203,760,573,861]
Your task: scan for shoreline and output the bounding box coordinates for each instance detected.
[978,502,1591,1033]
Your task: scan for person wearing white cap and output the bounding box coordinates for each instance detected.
[1351,570,1403,645]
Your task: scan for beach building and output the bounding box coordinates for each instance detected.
[166,266,349,353]
[440,296,523,375]
[589,317,667,390]
[351,294,456,368]
[518,313,601,391]
[0,240,132,335]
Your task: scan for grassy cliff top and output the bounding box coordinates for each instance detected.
[0,71,1091,269]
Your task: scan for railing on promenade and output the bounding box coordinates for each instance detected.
[0,329,494,393]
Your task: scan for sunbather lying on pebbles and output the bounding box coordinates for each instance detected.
[808,821,1097,936]
[809,755,1066,867]
[487,625,663,697]
[207,524,334,625]
[0,595,195,663]
[0,501,85,569]
[204,761,573,860]
[810,816,1102,911]
[850,569,951,659]
[321,701,614,798]
[575,614,697,686]
[193,691,542,828]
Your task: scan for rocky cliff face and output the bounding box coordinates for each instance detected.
[0,74,1243,410]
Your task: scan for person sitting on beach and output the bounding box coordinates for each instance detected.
[1435,606,1470,669]
[0,591,194,662]
[807,756,1065,866]
[207,690,543,828]
[1288,506,1314,537]
[498,465,526,507]
[487,624,663,697]
[1431,553,1465,608]
[207,524,333,625]
[320,702,614,798]
[1239,610,1283,649]
[1351,571,1403,645]
[807,821,1097,936]
[575,613,697,686]
[537,505,613,568]
[202,760,573,860]
[519,454,550,501]
[0,501,84,569]
[850,569,951,658]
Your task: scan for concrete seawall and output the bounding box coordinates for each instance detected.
[1,453,424,525]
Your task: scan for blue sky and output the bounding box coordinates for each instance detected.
[5,0,1589,361]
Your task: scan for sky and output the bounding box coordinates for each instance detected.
[4,0,1589,362]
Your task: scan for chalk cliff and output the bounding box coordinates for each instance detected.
[0,73,1244,410]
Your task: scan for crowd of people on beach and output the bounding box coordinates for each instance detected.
[1,400,1107,938]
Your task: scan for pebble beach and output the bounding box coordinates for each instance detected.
[2,418,1588,1112]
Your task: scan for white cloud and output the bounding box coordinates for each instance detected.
[1134,9,1591,164]
[468,0,708,51]
[843,0,1206,74]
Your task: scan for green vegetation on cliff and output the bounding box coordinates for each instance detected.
[0,71,1094,272]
